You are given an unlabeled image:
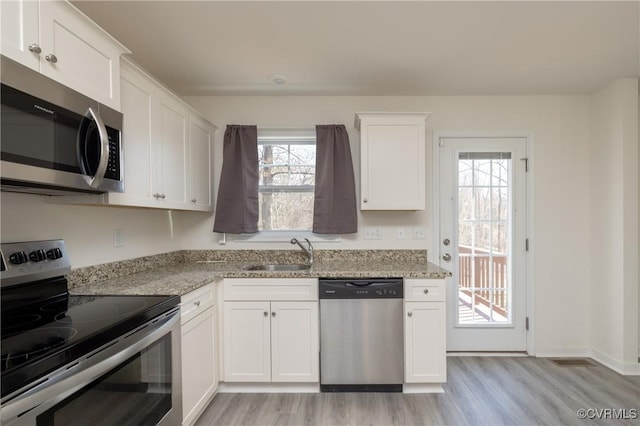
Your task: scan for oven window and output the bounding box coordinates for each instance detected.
[37,334,172,426]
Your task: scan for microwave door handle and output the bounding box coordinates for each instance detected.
[85,107,109,189]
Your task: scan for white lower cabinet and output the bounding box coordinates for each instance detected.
[404,279,447,384]
[223,279,319,384]
[181,283,218,426]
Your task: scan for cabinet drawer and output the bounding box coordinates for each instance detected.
[404,279,446,302]
[181,282,216,324]
[223,278,318,301]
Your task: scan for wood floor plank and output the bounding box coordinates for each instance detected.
[195,357,640,426]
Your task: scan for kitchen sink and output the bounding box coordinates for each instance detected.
[244,264,311,271]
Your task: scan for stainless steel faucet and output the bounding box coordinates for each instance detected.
[291,238,314,266]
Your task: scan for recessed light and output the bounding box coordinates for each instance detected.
[270,73,288,86]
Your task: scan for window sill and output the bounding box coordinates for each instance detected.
[223,231,340,244]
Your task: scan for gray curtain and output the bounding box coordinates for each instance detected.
[313,125,357,234]
[213,125,259,234]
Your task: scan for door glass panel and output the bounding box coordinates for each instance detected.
[457,152,512,325]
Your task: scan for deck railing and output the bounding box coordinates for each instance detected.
[458,245,507,318]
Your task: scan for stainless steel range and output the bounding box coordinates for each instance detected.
[0,240,182,426]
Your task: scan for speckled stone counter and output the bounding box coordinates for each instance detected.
[69,250,451,297]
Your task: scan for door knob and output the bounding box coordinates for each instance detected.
[442,253,452,262]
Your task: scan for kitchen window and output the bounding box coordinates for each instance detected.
[257,128,316,231]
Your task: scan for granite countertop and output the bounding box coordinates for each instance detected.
[69,250,451,297]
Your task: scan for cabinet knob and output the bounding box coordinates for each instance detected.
[263,311,268,317]
[28,44,41,54]
[363,198,368,203]
[45,54,58,63]
[408,312,413,317]
[424,289,429,294]
[271,311,276,317]
[191,198,197,203]
[194,300,201,306]
[161,194,166,199]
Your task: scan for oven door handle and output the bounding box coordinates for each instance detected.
[0,308,180,424]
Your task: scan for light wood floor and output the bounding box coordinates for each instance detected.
[195,357,640,426]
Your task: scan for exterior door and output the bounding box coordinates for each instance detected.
[438,137,528,351]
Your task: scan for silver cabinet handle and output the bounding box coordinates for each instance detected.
[28,44,41,54]
[271,311,276,317]
[194,300,201,307]
[443,238,451,246]
[263,311,268,317]
[153,193,161,199]
[161,194,166,199]
[363,198,368,203]
[424,289,429,294]
[408,312,413,317]
[443,253,452,262]
[45,53,58,63]
[191,198,197,203]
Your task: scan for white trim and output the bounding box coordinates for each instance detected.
[217,382,319,393]
[590,348,640,376]
[228,231,340,244]
[402,383,444,394]
[447,352,528,357]
[432,130,535,355]
[534,347,591,358]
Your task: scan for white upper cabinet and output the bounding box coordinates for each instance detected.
[157,93,189,205]
[74,58,215,211]
[355,112,429,210]
[1,0,129,110]
[188,115,215,209]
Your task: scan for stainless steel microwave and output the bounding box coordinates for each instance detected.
[0,56,124,195]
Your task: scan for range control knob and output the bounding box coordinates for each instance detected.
[47,248,63,260]
[29,249,47,262]
[9,251,28,265]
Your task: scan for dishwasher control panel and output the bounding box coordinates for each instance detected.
[319,278,403,299]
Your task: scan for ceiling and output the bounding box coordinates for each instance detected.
[72,1,639,97]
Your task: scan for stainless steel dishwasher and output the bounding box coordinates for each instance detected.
[319,277,404,392]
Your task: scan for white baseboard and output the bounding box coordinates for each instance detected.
[403,383,445,393]
[533,346,591,358]
[590,348,640,376]
[218,382,320,393]
[447,352,528,357]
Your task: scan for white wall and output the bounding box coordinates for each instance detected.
[182,94,593,356]
[0,192,184,268]
[590,78,639,374]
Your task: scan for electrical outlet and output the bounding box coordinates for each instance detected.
[113,229,124,247]
[364,227,382,240]
[397,227,407,240]
[412,226,427,240]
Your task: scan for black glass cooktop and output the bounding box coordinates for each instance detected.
[1,292,179,398]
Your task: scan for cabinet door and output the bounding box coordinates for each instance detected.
[115,62,156,206]
[271,301,319,383]
[0,0,39,70]
[158,95,188,205]
[188,115,214,210]
[223,301,271,382]
[404,301,446,383]
[359,113,426,210]
[38,0,125,109]
[182,306,217,426]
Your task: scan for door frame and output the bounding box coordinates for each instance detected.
[432,131,535,355]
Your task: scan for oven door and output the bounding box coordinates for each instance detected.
[0,309,182,426]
